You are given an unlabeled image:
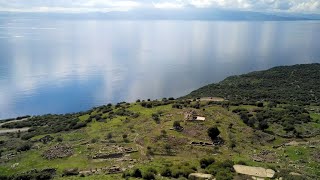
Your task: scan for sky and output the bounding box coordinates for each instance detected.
[0,0,319,14]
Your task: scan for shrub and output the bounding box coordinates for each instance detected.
[131,168,142,178]
[164,144,173,155]
[91,138,98,143]
[256,102,264,107]
[17,143,32,152]
[72,122,87,129]
[107,132,112,139]
[207,126,220,141]
[258,120,269,130]
[200,157,215,169]
[143,172,155,180]
[146,146,154,156]
[160,168,172,177]
[215,169,234,180]
[171,166,194,178]
[56,137,63,142]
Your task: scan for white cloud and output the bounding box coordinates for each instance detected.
[153,2,184,9]
[290,1,320,12]
[0,0,141,13]
[0,0,319,13]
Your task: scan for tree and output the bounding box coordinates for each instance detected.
[132,168,142,178]
[257,102,264,107]
[200,157,215,168]
[247,117,256,127]
[207,127,220,141]
[258,120,269,131]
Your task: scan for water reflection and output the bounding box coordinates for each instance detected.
[0,20,319,118]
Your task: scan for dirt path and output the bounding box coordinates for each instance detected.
[0,118,28,127]
[0,127,30,134]
[134,133,145,156]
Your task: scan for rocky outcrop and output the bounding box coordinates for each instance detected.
[233,165,275,178]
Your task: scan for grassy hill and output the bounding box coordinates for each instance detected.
[0,64,319,180]
[184,64,320,105]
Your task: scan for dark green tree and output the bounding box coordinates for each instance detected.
[207,126,220,141]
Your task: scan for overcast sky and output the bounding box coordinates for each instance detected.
[0,0,319,14]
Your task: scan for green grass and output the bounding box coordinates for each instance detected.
[1,102,319,179]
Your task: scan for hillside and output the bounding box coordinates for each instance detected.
[0,64,319,180]
[184,63,320,105]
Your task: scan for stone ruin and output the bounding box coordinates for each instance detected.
[79,166,123,176]
[91,145,137,159]
[42,144,73,160]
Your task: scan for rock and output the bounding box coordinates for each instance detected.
[188,173,214,180]
[39,135,54,144]
[289,172,302,176]
[233,165,275,178]
[108,166,122,174]
[11,163,19,168]
[63,168,79,176]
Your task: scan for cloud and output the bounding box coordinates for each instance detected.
[0,0,319,13]
[153,2,184,9]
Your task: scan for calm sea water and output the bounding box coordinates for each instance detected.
[0,19,320,119]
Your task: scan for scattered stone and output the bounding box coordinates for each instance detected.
[190,141,213,146]
[42,144,73,160]
[251,150,277,163]
[63,168,79,176]
[289,172,302,176]
[39,135,54,144]
[92,152,124,159]
[188,173,214,180]
[108,166,122,174]
[11,163,19,168]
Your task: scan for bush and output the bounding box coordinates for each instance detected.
[56,137,63,142]
[161,168,172,177]
[91,138,98,143]
[72,122,87,129]
[143,168,157,180]
[143,172,155,180]
[17,143,32,152]
[215,169,234,180]
[207,126,220,141]
[107,132,113,139]
[131,168,142,178]
[256,102,264,107]
[258,120,269,130]
[171,166,194,178]
[200,157,215,168]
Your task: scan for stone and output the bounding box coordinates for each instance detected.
[188,173,214,180]
[233,165,275,178]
